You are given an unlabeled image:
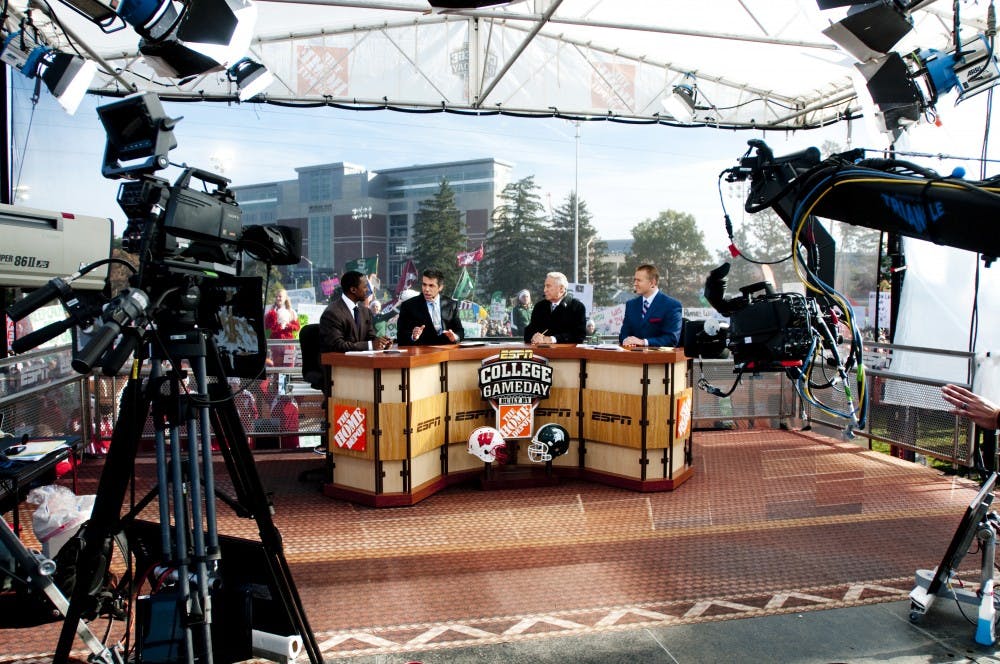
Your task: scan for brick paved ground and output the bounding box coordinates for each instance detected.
[0,429,984,662]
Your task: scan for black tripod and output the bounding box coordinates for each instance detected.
[53,327,321,663]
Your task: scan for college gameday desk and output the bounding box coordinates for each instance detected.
[320,344,693,507]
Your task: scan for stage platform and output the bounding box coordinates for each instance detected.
[0,428,994,663]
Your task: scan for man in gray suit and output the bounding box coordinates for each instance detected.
[320,271,393,352]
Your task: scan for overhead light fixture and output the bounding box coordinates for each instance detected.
[427,0,520,9]
[53,0,258,79]
[914,34,1000,105]
[660,74,715,124]
[228,57,273,100]
[856,52,924,136]
[1,32,96,114]
[821,1,913,62]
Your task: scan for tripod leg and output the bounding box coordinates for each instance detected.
[55,371,150,664]
[204,342,323,664]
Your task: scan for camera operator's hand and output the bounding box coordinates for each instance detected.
[942,384,1000,430]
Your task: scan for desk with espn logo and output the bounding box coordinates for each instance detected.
[320,345,693,507]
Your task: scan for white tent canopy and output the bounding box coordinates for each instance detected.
[8,0,984,129]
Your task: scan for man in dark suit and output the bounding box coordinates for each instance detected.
[320,271,393,352]
[396,268,465,346]
[524,271,587,344]
[619,264,682,347]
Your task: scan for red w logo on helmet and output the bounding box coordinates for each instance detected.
[477,430,495,447]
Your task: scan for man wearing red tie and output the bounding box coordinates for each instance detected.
[619,264,682,348]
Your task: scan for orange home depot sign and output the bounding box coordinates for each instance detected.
[478,349,553,439]
[675,388,693,440]
[333,405,367,451]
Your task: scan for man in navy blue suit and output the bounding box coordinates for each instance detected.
[618,264,682,347]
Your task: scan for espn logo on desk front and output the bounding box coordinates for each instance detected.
[591,411,633,425]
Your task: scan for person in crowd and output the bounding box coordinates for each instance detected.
[584,319,601,344]
[396,268,464,346]
[511,289,532,338]
[370,299,391,338]
[524,272,587,345]
[619,264,683,348]
[265,289,300,365]
[319,271,393,352]
[942,383,1000,430]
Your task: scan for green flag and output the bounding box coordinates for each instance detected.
[453,267,474,300]
[345,256,378,276]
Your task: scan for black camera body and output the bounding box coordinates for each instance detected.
[727,289,813,369]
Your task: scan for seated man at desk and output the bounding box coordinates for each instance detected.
[525,271,587,345]
[619,263,682,348]
[319,271,393,352]
[396,268,464,346]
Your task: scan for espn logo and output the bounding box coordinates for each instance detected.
[591,411,632,425]
[416,416,442,432]
[455,409,491,421]
[536,407,571,417]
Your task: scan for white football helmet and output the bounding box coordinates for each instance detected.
[527,423,570,462]
[468,426,508,463]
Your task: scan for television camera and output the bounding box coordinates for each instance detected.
[5,90,320,664]
[689,138,1000,428]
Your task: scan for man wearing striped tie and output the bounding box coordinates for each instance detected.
[619,264,682,348]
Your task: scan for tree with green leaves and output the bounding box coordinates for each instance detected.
[412,179,466,291]
[550,192,616,305]
[482,176,550,300]
[623,210,711,306]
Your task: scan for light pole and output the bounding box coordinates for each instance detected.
[584,236,596,284]
[352,206,373,262]
[573,121,580,283]
[302,256,314,289]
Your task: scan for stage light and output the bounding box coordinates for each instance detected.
[228,57,272,100]
[36,51,97,114]
[915,35,1000,105]
[427,1,520,8]
[660,74,715,124]
[821,1,913,62]
[1,32,96,114]
[53,0,258,79]
[856,52,924,136]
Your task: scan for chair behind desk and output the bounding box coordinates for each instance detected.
[297,325,330,485]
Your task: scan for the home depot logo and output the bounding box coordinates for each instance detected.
[333,405,366,451]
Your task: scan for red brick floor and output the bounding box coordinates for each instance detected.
[0,429,986,662]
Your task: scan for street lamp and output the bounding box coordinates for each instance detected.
[584,236,596,284]
[352,206,373,260]
[301,256,314,287]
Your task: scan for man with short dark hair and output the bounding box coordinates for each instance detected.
[619,264,682,347]
[320,270,393,352]
[524,271,587,345]
[396,268,465,346]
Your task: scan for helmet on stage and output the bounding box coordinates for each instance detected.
[528,423,570,462]
[468,426,508,463]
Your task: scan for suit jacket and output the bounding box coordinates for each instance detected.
[618,290,682,347]
[524,296,587,344]
[396,295,465,346]
[319,298,377,353]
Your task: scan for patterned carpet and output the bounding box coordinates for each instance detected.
[0,429,985,662]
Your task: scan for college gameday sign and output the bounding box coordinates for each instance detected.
[478,349,553,439]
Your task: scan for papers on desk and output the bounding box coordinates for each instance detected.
[344,349,407,355]
[3,439,69,462]
[577,343,624,351]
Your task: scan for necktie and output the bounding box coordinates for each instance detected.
[353,305,360,333]
[642,299,649,318]
[429,301,442,333]
[551,302,558,312]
